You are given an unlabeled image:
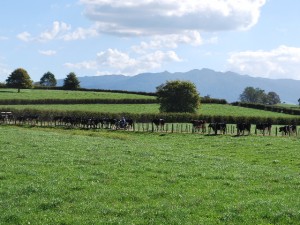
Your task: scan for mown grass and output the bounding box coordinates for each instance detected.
[0,103,298,118]
[1,125,300,224]
[0,89,155,100]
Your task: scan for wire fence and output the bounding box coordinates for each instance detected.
[1,117,299,138]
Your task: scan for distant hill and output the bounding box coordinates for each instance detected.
[57,69,300,104]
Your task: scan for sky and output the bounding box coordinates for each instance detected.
[1,0,300,82]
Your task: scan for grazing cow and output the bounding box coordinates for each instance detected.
[255,123,272,135]
[208,122,226,135]
[62,116,81,127]
[290,125,297,134]
[80,117,101,129]
[126,118,134,129]
[152,118,165,130]
[15,115,27,124]
[279,125,297,136]
[27,114,39,125]
[191,120,206,133]
[105,118,118,129]
[236,123,251,135]
[0,112,13,124]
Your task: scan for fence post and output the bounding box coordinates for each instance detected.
[171,124,174,133]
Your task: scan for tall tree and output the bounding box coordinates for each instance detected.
[63,72,80,90]
[266,91,281,105]
[40,71,57,87]
[6,68,33,93]
[239,86,281,105]
[239,87,264,103]
[156,80,200,113]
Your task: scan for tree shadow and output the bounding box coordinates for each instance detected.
[0,89,17,93]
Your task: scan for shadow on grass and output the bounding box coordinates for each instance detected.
[0,90,17,93]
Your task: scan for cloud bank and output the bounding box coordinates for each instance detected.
[228,45,300,80]
[80,0,266,36]
[65,48,181,75]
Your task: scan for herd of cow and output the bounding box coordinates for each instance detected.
[190,120,297,136]
[0,112,298,136]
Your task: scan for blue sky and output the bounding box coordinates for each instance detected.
[1,0,300,82]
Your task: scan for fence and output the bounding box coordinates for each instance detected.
[1,117,299,137]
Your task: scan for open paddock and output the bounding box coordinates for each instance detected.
[1,125,300,224]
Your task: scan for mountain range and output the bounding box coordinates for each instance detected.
[58,68,300,104]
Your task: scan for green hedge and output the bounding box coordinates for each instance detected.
[0,98,158,105]
[0,98,227,105]
[2,108,299,125]
[32,86,157,97]
[232,102,300,116]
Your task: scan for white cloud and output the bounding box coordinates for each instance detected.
[132,31,203,53]
[38,21,71,42]
[17,32,32,42]
[64,48,181,75]
[38,50,57,56]
[80,0,266,36]
[17,21,98,42]
[227,45,300,79]
[62,27,98,41]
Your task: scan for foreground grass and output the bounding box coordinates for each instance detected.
[0,89,155,100]
[1,126,300,224]
[0,103,298,118]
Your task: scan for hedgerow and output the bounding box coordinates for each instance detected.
[232,102,300,115]
[1,108,299,125]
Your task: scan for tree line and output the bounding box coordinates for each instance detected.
[4,68,80,92]
[2,68,298,112]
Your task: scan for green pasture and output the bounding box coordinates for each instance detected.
[0,89,155,100]
[0,103,298,118]
[1,126,300,224]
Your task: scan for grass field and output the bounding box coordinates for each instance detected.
[0,89,155,100]
[1,125,300,224]
[0,103,298,118]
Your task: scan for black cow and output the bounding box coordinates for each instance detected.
[255,123,272,135]
[236,123,251,135]
[279,125,297,136]
[81,117,102,129]
[106,118,118,129]
[27,114,39,125]
[208,122,226,135]
[114,118,130,130]
[191,120,206,133]
[0,112,13,124]
[126,118,134,129]
[152,118,165,130]
[15,115,27,124]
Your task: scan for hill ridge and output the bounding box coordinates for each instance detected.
[58,69,300,104]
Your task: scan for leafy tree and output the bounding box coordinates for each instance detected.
[239,86,281,105]
[239,87,263,103]
[266,91,281,105]
[6,68,33,92]
[40,71,57,87]
[298,98,300,107]
[156,80,200,113]
[63,72,80,90]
